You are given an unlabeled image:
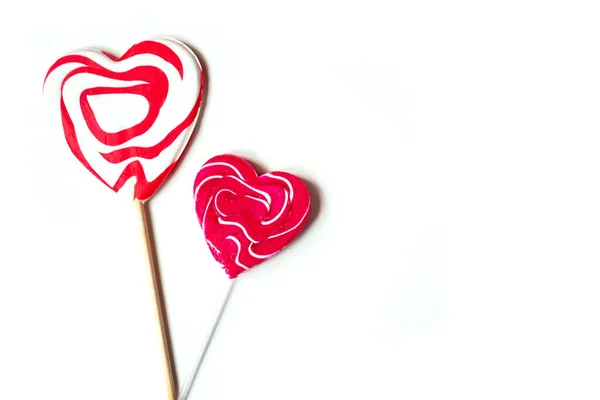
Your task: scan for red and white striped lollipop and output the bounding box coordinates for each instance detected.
[193,154,311,278]
[44,37,204,201]
[43,38,205,400]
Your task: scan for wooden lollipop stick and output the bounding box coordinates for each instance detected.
[135,200,178,400]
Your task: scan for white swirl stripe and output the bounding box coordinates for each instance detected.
[215,189,235,217]
[264,173,295,201]
[245,195,270,210]
[218,218,259,243]
[195,175,223,200]
[202,196,213,230]
[248,243,279,259]
[261,188,289,226]
[201,162,244,179]
[225,236,249,270]
[228,175,272,205]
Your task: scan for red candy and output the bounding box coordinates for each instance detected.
[194,154,311,278]
[44,38,204,201]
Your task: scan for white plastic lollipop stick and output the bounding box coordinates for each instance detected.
[178,279,237,400]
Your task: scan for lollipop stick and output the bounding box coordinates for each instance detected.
[135,200,178,400]
[178,279,237,400]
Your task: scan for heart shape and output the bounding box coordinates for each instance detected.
[44,38,204,201]
[194,154,311,278]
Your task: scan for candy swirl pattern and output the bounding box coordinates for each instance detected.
[44,38,204,201]
[194,154,311,278]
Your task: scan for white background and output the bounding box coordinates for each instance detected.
[1,1,600,399]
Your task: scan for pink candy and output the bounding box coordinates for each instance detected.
[194,154,311,278]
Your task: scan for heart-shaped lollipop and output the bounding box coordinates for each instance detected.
[44,38,205,400]
[194,154,311,278]
[180,154,312,398]
[44,38,204,201]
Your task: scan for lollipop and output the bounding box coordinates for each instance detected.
[44,38,205,400]
[44,37,203,201]
[194,154,311,278]
[179,154,311,399]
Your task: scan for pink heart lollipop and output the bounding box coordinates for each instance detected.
[193,154,311,278]
[179,154,312,399]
